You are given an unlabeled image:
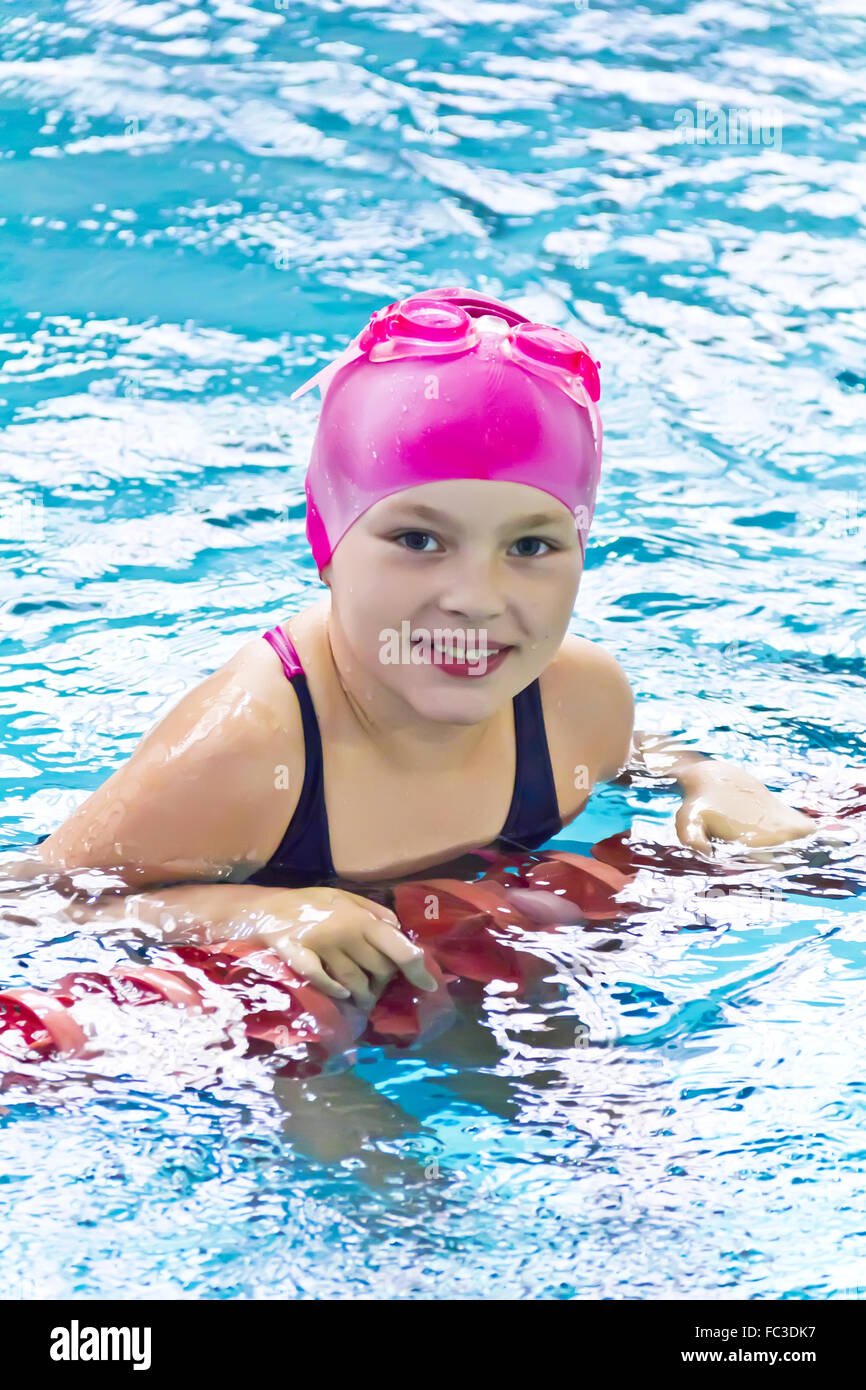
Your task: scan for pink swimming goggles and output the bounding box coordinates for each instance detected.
[291,287,604,574]
[292,287,601,413]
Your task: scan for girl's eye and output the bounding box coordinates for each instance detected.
[509,536,554,557]
[395,530,439,552]
[393,532,558,556]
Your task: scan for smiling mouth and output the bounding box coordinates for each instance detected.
[435,642,511,659]
[410,636,514,660]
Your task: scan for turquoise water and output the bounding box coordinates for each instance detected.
[1,0,866,1300]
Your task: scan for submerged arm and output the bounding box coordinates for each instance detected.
[623,729,817,854]
[624,730,710,781]
[561,644,815,855]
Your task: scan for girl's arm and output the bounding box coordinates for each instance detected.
[624,729,817,853]
[564,642,817,853]
[60,879,307,943]
[553,640,815,854]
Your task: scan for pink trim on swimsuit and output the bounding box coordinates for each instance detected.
[263,626,305,679]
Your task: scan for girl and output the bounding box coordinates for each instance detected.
[35,287,818,1014]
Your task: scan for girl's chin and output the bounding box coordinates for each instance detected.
[399,675,510,718]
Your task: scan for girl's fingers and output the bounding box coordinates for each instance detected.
[344,938,397,991]
[272,940,351,999]
[675,803,714,856]
[320,949,376,1008]
[363,920,438,990]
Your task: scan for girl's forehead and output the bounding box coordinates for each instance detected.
[372,480,571,521]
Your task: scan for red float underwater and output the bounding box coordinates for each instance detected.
[0,843,641,1079]
[3,776,864,1082]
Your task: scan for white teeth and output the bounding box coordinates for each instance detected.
[433,645,500,658]
[407,635,508,659]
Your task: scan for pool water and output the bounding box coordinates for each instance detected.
[1,0,866,1300]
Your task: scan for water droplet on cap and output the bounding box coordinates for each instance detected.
[474,314,510,335]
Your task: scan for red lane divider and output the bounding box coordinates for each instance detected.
[7,807,864,1078]
[172,939,365,1055]
[0,987,88,1058]
[5,795,864,1080]
[0,846,690,1075]
[54,965,211,1011]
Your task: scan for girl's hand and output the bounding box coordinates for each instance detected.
[251,887,438,1010]
[675,763,819,855]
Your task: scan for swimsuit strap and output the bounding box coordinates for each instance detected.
[495,678,563,853]
[258,625,336,881]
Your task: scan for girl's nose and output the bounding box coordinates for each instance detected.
[438,555,508,624]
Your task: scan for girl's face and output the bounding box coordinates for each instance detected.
[322,479,583,725]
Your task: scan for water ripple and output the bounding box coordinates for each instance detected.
[1,0,865,1300]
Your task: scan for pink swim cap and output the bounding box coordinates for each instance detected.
[292,287,603,574]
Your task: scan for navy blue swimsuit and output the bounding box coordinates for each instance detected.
[244,625,563,891]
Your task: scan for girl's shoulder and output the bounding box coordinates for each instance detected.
[539,634,635,785]
[39,632,309,886]
[230,629,308,766]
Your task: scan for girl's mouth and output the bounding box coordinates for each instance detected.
[410,636,514,678]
